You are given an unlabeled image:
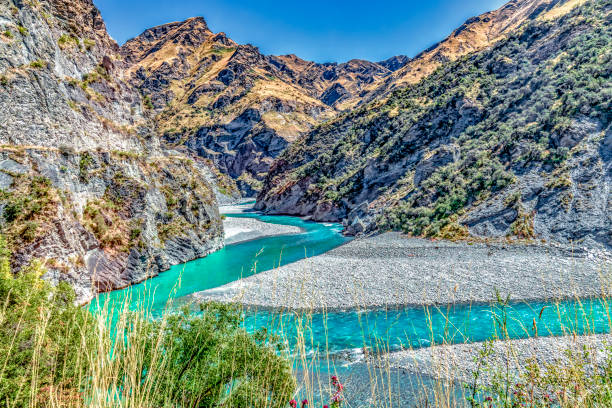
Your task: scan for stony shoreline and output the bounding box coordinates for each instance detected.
[196,232,612,311]
[377,333,612,385]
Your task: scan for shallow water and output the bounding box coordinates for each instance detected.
[89,210,611,405]
[90,211,611,350]
[89,212,350,314]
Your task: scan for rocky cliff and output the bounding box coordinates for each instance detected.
[256,0,611,249]
[120,19,409,195]
[0,0,224,303]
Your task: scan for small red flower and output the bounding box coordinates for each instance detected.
[289,400,297,408]
[301,399,308,408]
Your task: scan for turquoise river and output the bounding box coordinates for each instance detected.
[88,209,612,405]
[90,210,611,354]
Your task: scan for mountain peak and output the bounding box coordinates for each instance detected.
[121,16,216,64]
[377,55,411,71]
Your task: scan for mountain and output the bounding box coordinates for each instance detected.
[256,0,611,249]
[0,0,225,303]
[350,0,570,108]
[120,20,406,195]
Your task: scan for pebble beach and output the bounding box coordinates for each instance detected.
[196,232,612,310]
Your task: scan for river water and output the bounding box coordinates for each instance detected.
[89,210,611,406]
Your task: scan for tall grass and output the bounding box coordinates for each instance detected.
[2,260,612,407]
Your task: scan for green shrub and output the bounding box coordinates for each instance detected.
[83,38,95,51]
[79,152,93,181]
[2,176,53,225]
[18,221,39,242]
[17,25,27,36]
[57,33,79,49]
[143,94,154,110]
[28,60,46,69]
[0,245,96,406]
[2,30,13,39]
[137,303,295,407]
[510,211,536,239]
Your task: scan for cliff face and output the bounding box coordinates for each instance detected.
[120,20,408,195]
[256,0,611,249]
[0,0,224,303]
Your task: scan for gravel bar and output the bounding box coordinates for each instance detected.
[196,232,612,310]
[379,333,612,385]
[223,216,302,245]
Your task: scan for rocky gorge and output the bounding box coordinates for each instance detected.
[0,0,226,303]
[0,0,609,304]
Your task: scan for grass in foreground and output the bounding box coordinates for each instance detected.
[2,234,612,407]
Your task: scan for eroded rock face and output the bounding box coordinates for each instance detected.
[0,0,145,151]
[1,148,224,304]
[0,0,225,303]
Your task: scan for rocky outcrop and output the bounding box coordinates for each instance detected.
[0,0,224,303]
[257,0,611,249]
[1,149,223,303]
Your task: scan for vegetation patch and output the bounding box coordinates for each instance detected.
[17,24,28,36]
[78,152,94,181]
[510,211,536,239]
[1,176,57,247]
[82,198,130,252]
[28,60,47,69]
[57,33,80,50]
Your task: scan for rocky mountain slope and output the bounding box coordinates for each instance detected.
[256,0,611,249]
[353,0,573,108]
[0,0,224,303]
[120,19,409,195]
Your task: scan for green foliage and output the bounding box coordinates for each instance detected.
[130,303,296,407]
[2,29,13,39]
[143,94,154,110]
[82,198,128,250]
[17,25,27,36]
[83,38,95,51]
[0,75,8,87]
[0,253,96,407]
[67,99,78,111]
[57,33,80,49]
[28,59,46,69]
[2,176,52,224]
[510,211,536,239]
[78,152,93,181]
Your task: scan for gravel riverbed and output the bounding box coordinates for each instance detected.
[379,333,612,385]
[223,216,302,245]
[196,232,612,310]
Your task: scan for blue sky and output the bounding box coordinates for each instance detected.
[95,0,507,63]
